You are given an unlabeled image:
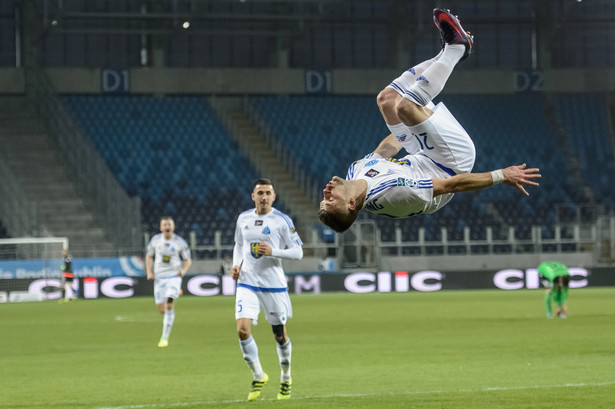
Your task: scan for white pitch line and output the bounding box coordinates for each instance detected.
[96,381,615,409]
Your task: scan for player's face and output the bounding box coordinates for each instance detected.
[252,184,275,215]
[160,219,175,237]
[321,176,350,214]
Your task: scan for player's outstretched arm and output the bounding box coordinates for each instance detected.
[373,134,403,159]
[501,163,541,196]
[432,164,541,197]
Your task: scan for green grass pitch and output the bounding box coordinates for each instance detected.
[1,288,614,408]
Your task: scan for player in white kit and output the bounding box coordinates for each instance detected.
[230,178,303,401]
[145,216,192,347]
[319,9,541,233]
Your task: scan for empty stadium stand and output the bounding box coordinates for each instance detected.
[62,93,614,256]
[63,95,272,247]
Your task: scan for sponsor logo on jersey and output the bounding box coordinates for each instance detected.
[250,243,263,259]
[365,160,378,166]
[262,226,270,234]
[397,177,418,187]
[365,169,380,177]
[387,157,411,166]
[396,134,407,142]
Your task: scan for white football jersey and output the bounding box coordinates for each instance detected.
[347,152,454,218]
[146,233,191,278]
[233,207,302,290]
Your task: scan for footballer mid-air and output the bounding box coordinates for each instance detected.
[319,8,541,233]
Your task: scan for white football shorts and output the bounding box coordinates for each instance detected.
[387,70,475,175]
[235,284,293,326]
[154,276,182,304]
[406,102,476,175]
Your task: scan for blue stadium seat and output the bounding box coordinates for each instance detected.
[63,95,269,241]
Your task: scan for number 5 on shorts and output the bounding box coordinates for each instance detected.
[236,299,243,313]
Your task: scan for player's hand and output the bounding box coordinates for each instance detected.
[502,163,541,196]
[230,266,241,281]
[146,272,155,280]
[258,242,273,256]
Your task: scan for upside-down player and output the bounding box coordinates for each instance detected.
[319,9,541,233]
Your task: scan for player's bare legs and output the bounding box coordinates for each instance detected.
[236,318,252,341]
[397,98,433,126]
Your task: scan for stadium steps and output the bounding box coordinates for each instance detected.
[0,96,116,257]
[542,93,594,203]
[209,97,319,236]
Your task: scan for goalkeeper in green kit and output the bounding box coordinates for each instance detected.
[538,261,571,319]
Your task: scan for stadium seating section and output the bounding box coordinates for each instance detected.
[63,95,272,249]
[63,94,614,253]
[0,220,8,239]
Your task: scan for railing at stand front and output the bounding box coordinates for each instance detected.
[182,216,614,264]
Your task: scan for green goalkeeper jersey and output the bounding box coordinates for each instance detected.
[538,261,570,282]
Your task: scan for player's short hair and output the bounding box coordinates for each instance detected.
[555,275,571,289]
[160,216,174,223]
[318,207,359,233]
[253,178,273,189]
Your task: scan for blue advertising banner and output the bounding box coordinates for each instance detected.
[0,257,145,279]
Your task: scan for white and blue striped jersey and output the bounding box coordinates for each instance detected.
[347,152,454,218]
[146,233,191,278]
[233,207,303,291]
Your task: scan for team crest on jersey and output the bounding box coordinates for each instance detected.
[250,243,263,259]
[262,226,270,234]
[365,169,380,177]
[255,220,263,226]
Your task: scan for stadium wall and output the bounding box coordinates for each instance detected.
[1,67,615,95]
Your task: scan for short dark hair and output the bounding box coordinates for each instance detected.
[318,207,359,233]
[253,178,273,189]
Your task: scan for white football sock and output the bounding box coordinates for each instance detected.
[64,286,73,300]
[240,336,264,380]
[408,48,444,80]
[404,44,465,106]
[276,339,292,382]
[161,310,175,340]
